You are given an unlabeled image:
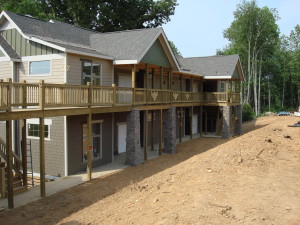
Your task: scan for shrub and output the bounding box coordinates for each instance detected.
[242,103,254,122]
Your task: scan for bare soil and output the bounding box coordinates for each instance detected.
[1,116,300,225]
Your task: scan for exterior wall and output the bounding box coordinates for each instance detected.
[27,116,65,177]
[0,60,12,80]
[0,50,5,57]
[0,122,6,139]
[67,53,113,86]
[18,56,65,83]
[0,29,61,57]
[67,113,113,175]
[141,39,171,68]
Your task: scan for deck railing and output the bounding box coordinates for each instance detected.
[0,80,241,111]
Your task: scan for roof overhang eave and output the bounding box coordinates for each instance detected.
[113,59,138,65]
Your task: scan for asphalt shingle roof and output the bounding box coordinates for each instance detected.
[90,28,161,60]
[177,55,240,78]
[0,35,20,59]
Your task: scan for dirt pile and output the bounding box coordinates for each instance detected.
[1,116,299,225]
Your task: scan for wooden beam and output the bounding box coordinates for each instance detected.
[6,78,13,208]
[39,80,45,110]
[21,80,27,187]
[145,64,149,89]
[199,106,203,136]
[180,107,182,143]
[132,64,136,89]
[205,110,208,135]
[159,109,163,155]
[151,110,154,151]
[21,119,27,187]
[190,106,193,139]
[39,117,45,197]
[144,110,148,160]
[87,112,92,180]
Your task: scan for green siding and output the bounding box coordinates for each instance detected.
[0,49,5,57]
[0,28,62,57]
[141,39,171,68]
[232,66,240,79]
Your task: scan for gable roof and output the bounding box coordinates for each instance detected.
[177,55,244,80]
[0,34,20,60]
[0,11,180,69]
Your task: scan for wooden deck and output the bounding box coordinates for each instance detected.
[0,80,241,120]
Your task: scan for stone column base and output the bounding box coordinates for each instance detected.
[163,107,176,154]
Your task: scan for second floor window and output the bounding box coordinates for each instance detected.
[29,60,51,75]
[82,61,101,85]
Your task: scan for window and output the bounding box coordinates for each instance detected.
[28,124,50,139]
[27,118,52,140]
[82,61,101,85]
[29,60,51,75]
[219,81,226,92]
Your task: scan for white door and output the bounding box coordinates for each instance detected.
[192,114,198,134]
[118,124,127,153]
[193,83,199,92]
[119,75,132,87]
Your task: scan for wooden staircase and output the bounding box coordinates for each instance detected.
[0,138,27,199]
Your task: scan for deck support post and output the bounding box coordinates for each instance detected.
[6,78,13,208]
[179,107,183,142]
[163,107,176,154]
[87,112,92,180]
[199,106,203,136]
[205,110,208,135]
[222,106,232,139]
[39,117,45,197]
[190,106,193,139]
[21,80,27,187]
[159,109,163,155]
[132,64,136,104]
[38,80,46,197]
[125,109,142,166]
[144,110,148,160]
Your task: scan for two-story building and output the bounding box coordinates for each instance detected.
[0,11,244,207]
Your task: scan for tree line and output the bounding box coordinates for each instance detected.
[218,0,300,115]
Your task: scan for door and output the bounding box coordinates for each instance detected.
[118,124,127,153]
[82,122,102,161]
[192,114,198,134]
[193,83,199,92]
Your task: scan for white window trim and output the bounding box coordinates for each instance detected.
[28,59,52,77]
[27,118,52,141]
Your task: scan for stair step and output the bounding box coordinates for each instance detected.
[4,185,27,197]
[5,179,23,189]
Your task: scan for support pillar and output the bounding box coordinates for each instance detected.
[222,106,231,139]
[125,109,143,166]
[235,105,243,135]
[163,107,176,154]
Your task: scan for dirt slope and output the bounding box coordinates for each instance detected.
[1,116,299,225]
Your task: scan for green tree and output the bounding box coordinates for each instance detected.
[222,0,280,115]
[168,40,181,56]
[0,0,178,32]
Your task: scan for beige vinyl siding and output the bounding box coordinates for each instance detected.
[0,61,12,80]
[18,58,65,83]
[67,53,113,86]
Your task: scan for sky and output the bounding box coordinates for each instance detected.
[162,0,300,57]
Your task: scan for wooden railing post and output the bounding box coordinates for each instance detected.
[0,166,5,199]
[87,82,92,107]
[39,80,45,110]
[21,80,28,187]
[225,81,229,104]
[112,83,116,106]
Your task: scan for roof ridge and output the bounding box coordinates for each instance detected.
[183,54,239,59]
[100,27,161,35]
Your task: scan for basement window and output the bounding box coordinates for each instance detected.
[27,118,52,140]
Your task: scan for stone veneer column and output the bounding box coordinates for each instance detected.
[163,107,176,154]
[222,106,231,139]
[235,105,243,135]
[125,109,143,166]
